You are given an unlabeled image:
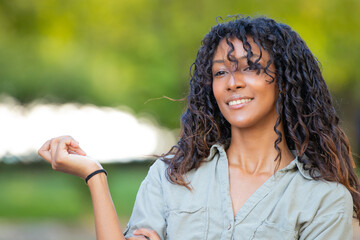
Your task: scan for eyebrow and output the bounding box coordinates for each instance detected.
[212,54,261,64]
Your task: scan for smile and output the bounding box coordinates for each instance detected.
[228,98,252,106]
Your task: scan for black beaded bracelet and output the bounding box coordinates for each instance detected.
[85,169,107,184]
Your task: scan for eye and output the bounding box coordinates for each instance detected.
[213,70,227,77]
[243,65,257,71]
[244,61,262,74]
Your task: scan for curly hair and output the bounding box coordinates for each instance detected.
[160,16,360,220]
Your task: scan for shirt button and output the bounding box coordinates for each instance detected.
[227,223,231,230]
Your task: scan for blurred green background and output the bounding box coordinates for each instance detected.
[0,0,359,239]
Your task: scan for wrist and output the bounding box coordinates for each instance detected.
[87,171,108,189]
[85,169,107,184]
[83,161,103,179]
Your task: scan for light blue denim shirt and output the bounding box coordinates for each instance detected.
[124,144,353,240]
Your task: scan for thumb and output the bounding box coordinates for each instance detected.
[38,140,51,163]
[134,228,160,240]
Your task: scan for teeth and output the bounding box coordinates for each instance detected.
[228,99,252,106]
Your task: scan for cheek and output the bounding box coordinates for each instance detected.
[212,78,227,99]
[259,86,279,115]
[254,80,277,101]
[266,85,279,104]
[212,82,221,103]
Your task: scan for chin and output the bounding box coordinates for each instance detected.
[227,118,257,129]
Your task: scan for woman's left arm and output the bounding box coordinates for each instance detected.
[299,213,353,240]
[299,185,354,240]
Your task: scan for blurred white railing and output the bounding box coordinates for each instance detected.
[0,95,177,163]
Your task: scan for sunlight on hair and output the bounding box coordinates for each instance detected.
[0,95,176,163]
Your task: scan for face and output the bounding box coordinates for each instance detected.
[212,37,278,130]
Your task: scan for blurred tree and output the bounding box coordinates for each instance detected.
[0,0,359,131]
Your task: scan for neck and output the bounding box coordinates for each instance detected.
[226,121,294,175]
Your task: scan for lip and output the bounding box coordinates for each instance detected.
[226,96,254,109]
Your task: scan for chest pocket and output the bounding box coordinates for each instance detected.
[166,207,208,240]
[251,220,298,240]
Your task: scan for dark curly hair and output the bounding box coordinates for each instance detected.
[160,16,360,221]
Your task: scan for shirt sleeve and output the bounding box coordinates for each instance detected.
[299,185,354,240]
[299,213,353,240]
[123,160,167,240]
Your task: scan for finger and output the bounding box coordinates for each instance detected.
[76,147,87,156]
[73,140,87,156]
[134,228,160,240]
[50,136,74,161]
[57,136,77,155]
[127,237,148,240]
[58,136,86,156]
[68,149,77,155]
[50,137,61,160]
[68,145,87,156]
[38,140,52,163]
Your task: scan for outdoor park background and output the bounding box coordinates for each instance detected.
[0,0,359,239]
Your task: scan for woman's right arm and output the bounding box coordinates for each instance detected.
[38,136,160,240]
[87,170,125,240]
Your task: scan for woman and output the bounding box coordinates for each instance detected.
[38,16,359,239]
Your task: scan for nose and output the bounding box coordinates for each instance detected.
[227,71,245,91]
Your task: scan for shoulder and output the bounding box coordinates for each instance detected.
[144,158,168,183]
[291,156,353,214]
[282,168,354,238]
[281,156,353,219]
[310,180,353,212]
[311,180,353,215]
[296,181,354,239]
[147,154,217,183]
[150,158,168,172]
[294,178,354,238]
[290,170,353,224]
[144,156,217,199]
[147,143,225,183]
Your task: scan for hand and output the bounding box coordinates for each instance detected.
[38,135,102,179]
[127,228,160,240]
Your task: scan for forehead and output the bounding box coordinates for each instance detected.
[213,37,270,61]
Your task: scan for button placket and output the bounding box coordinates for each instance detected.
[227,223,232,230]
[217,149,235,240]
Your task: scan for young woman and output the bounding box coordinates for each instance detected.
[38,16,359,240]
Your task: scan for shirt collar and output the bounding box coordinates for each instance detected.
[278,153,315,180]
[206,144,315,180]
[205,143,227,161]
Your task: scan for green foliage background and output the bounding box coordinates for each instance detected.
[1,0,359,129]
[0,161,149,229]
